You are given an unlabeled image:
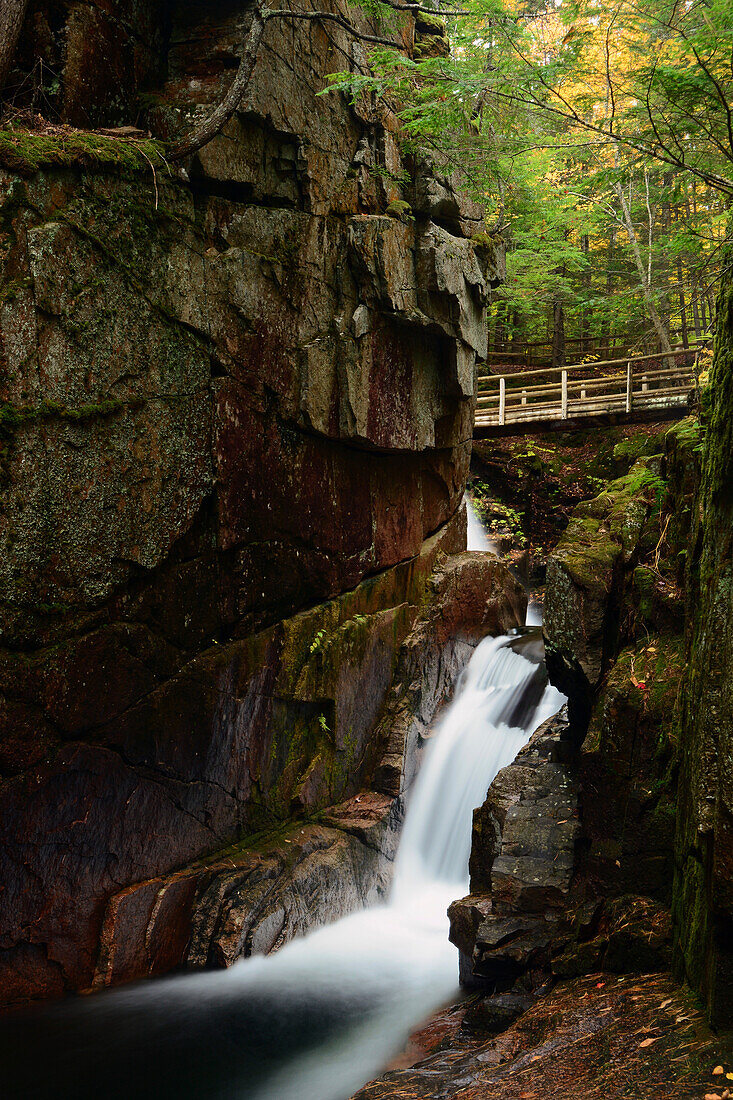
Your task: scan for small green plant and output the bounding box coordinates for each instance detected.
[309,629,327,655]
[318,714,331,734]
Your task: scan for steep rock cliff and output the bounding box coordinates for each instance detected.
[673,255,733,1028]
[0,1,502,1003]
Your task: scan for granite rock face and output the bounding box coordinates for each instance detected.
[452,430,700,998]
[449,708,580,988]
[375,552,526,796]
[673,256,733,1028]
[0,1,503,1004]
[88,549,523,991]
[543,459,660,727]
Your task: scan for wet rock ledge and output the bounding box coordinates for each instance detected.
[351,973,732,1100]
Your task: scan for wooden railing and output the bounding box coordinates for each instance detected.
[486,335,711,372]
[475,347,702,432]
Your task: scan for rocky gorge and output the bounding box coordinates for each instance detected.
[0,0,511,1006]
[0,0,733,1097]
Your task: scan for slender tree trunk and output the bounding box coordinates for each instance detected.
[0,0,30,95]
[685,195,703,340]
[677,254,689,348]
[493,300,507,353]
[580,232,590,354]
[690,272,703,341]
[613,177,674,357]
[660,172,673,338]
[171,7,266,161]
[674,204,689,348]
[602,226,616,358]
[552,296,565,369]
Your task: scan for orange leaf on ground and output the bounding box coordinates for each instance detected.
[639,1038,656,1048]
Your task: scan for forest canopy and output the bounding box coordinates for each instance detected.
[333,0,733,358]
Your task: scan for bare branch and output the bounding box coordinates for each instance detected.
[265,8,401,47]
[170,3,409,163]
[379,1,468,15]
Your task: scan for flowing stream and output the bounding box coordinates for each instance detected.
[1,633,564,1100]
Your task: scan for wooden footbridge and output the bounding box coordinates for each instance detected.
[474,347,705,438]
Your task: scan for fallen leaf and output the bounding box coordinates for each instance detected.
[714,1068,725,1076]
[596,982,606,988]
[704,1093,721,1100]
[659,998,673,1009]
[639,1038,656,1048]
[727,1074,733,1082]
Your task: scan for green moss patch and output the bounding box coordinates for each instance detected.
[0,126,167,176]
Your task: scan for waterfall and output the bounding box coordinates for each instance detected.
[466,497,498,553]
[392,636,559,898]
[0,637,564,1100]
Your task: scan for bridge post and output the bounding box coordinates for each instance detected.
[561,370,568,419]
[499,377,506,425]
[626,360,632,413]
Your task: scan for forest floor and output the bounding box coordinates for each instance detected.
[353,973,733,1100]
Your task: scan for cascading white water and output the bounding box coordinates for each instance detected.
[392,637,561,900]
[2,635,565,1100]
[466,497,499,553]
[241,635,565,1100]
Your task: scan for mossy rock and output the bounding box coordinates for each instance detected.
[384,198,413,222]
[0,126,167,176]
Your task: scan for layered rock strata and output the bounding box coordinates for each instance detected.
[0,1,503,1004]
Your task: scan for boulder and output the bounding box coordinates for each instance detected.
[449,708,580,988]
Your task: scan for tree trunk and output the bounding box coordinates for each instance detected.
[660,172,673,337]
[0,0,30,95]
[552,297,565,369]
[685,196,703,341]
[690,272,703,341]
[580,232,590,354]
[171,6,266,161]
[674,204,689,348]
[613,178,674,357]
[602,227,616,358]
